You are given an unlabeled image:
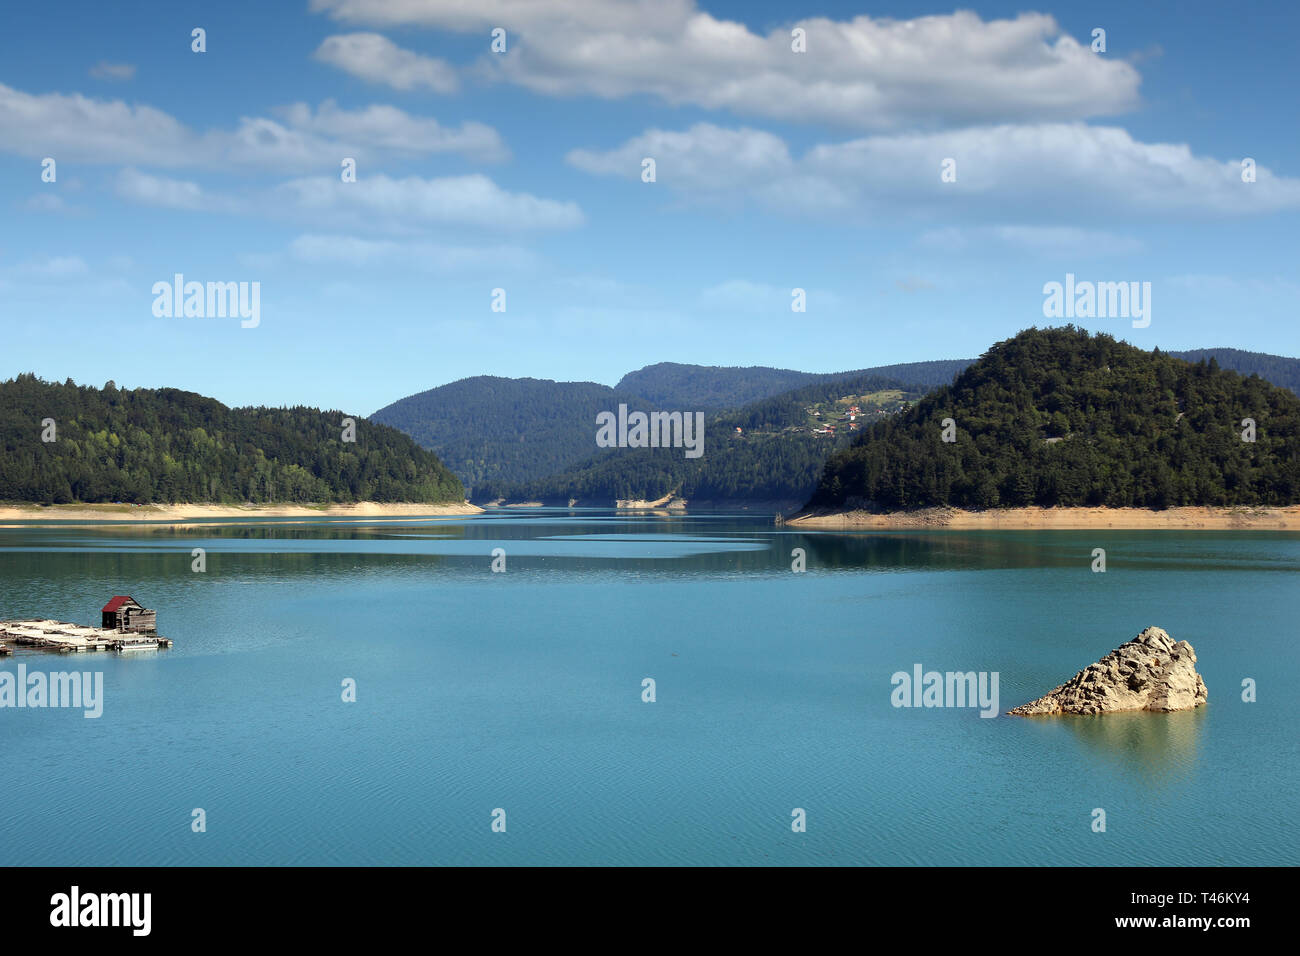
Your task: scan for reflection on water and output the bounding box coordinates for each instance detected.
[12,512,1298,577]
[1060,707,1207,785]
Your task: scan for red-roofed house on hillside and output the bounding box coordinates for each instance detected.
[101,596,157,633]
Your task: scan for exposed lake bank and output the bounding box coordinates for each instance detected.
[487,496,802,512]
[0,501,484,526]
[785,504,1300,530]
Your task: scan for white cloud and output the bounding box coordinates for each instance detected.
[0,83,202,166]
[570,122,1300,220]
[20,193,74,214]
[894,276,935,293]
[700,279,837,311]
[95,277,133,297]
[700,279,785,311]
[569,124,790,191]
[89,61,136,81]
[220,116,334,170]
[278,173,583,230]
[0,83,505,170]
[314,33,458,93]
[106,166,575,237]
[556,275,637,298]
[309,2,1140,129]
[552,304,691,335]
[14,255,89,278]
[226,102,506,168]
[990,226,1145,256]
[917,225,1146,257]
[288,233,538,272]
[237,251,284,271]
[1166,274,1300,297]
[115,168,206,210]
[272,100,506,162]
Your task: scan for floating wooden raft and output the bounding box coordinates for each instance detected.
[0,620,173,653]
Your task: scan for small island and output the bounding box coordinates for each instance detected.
[1009,626,1208,716]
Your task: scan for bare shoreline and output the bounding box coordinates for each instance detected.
[784,505,1300,530]
[0,501,484,526]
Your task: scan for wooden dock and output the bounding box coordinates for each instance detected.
[0,620,173,653]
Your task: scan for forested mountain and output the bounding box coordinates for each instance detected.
[372,347,1298,503]
[616,359,970,409]
[1169,349,1300,396]
[373,360,971,493]
[0,374,464,504]
[370,376,649,491]
[8,338,1295,509]
[615,363,826,409]
[846,360,977,390]
[806,328,1300,512]
[477,373,926,505]
[616,352,1299,413]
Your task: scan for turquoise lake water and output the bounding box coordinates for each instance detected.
[0,509,1296,866]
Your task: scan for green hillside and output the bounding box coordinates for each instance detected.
[0,374,464,504]
[480,373,926,505]
[806,328,1300,511]
[369,376,648,492]
[372,361,968,494]
[615,362,825,409]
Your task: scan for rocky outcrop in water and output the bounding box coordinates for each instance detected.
[1009,626,1208,716]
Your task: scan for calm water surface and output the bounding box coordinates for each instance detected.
[1,509,1296,865]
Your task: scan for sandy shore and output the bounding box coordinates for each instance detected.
[0,501,484,526]
[785,505,1300,530]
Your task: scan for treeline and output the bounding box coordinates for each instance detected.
[478,374,923,504]
[616,359,969,409]
[370,376,648,491]
[0,374,464,504]
[616,362,831,409]
[808,328,1300,511]
[480,430,845,504]
[1169,348,1300,396]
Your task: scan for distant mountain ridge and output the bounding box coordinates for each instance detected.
[476,372,928,507]
[619,351,1300,408]
[1165,348,1300,396]
[615,360,971,409]
[373,359,975,494]
[372,348,1300,497]
[370,376,648,490]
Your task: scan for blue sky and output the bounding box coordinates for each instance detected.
[1,0,1296,415]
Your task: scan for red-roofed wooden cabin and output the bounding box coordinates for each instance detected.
[101,596,157,633]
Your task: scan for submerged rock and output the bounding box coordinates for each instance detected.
[1009,626,1207,716]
